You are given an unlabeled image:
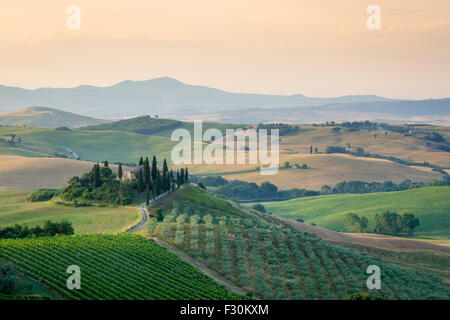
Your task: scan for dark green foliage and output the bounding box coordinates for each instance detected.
[326,146,347,154]
[256,123,300,136]
[192,175,228,187]
[61,164,134,205]
[151,156,158,182]
[426,132,445,142]
[400,213,420,236]
[117,163,123,179]
[251,203,266,212]
[81,115,182,135]
[197,182,206,189]
[346,293,378,300]
[0,220,74,239]
[214,180,319,201]
[136,168,145,193]
[345,213,368,232]
[329,179,428,194]
[375,211,420,236]
[0,262,16,294]
[143,157,150,186]
[27,189,60,202]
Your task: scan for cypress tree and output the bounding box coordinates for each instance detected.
[185,167,189,183]
[162,158,168,191]
[137,168,145,192]
[138,156,144,166]
[176,171,180,188]
[146,185,150,205]
[180,168,185,185]
[156,170,162,196]
[143,157,150,186]
[104,160,109,167]
[118,163,123,179]
[310,145,313,154]
[93,163,101,188]
[151,156,158,182]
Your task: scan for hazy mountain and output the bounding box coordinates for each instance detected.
[194,99,450,125]
[0,77,391,118]
[0,106,108,128]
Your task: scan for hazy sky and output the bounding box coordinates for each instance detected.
[1,0,450,99]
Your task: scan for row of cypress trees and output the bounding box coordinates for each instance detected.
[116,156,189,204]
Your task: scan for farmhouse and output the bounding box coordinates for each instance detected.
[123,165,143,180]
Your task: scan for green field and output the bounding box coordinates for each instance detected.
[0,234,240,300]
[256,186,450,238]
[0,122,244,164]
[0,188,141,234]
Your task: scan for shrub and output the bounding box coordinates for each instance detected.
[27,189,60,202]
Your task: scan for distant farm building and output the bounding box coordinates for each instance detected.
[123,165,143,180]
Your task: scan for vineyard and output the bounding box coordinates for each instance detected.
[0,234,241,300]
[149,187,450,300]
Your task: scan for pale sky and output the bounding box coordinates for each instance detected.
[1,0,450,99]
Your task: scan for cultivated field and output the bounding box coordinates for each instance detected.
[0,155,94,189]
[256,186,450,238]
[139,185,450,300]
[187,153,444,190]
[0,234,240,300]
[0,188,141,234]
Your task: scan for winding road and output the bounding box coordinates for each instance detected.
[125,203,149,233]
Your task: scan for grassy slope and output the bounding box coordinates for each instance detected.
[0,122,243,164]
[0,188,141,234]
[0,107,106,128]
[257,186,450,238]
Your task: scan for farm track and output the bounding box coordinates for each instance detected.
[125,203,149,233]
[148,237,247,296]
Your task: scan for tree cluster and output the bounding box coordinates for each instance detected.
[61,163,134,205]
[320,179,426,195]
[135,156,189,204]
[213,180,319,201]
[0,220,74,239]
[375,211,420,236]
[345,213,368,232]
[256,123,300,136]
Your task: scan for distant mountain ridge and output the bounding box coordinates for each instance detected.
[0,77,392,118]
[0,106,108,128]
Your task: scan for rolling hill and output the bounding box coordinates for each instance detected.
[186,153,445,190]
[136,185,450,299]
[0,107,108,128]
[0,155,95,189]
[256,186,450,238]
[81,115,182,134]
[0,187,141,234]
[203,100,450,125]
